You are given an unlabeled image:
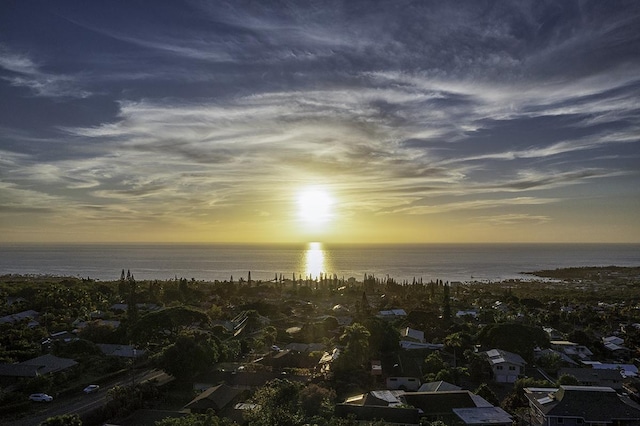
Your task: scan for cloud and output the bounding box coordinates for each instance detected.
[478,213,552,226]
[0,45,90,98]
[389,196,558,215]
[1,1,639,242]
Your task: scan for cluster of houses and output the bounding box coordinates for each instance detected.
[5,292,640,425]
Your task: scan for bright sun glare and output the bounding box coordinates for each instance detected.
[297,187,333,224]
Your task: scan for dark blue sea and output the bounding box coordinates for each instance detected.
[0,243,638,283]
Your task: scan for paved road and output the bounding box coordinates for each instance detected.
[4,369,170,426]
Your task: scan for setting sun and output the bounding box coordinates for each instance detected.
[297,187,334,225]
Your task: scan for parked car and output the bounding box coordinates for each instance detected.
[29,393,53,402]
[83,384,100,394]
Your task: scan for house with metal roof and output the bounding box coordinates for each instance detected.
[524,385,640,426]
[484,348,526,383]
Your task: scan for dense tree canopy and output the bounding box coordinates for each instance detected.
[245,379,304,426]
[131,306,210,344]
[154,333,219,382]
[334,323,370,373]
[39,414,82,426]
[155,413,237,426]
[476,323,549,361]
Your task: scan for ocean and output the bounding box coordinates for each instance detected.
[1,243,639,284]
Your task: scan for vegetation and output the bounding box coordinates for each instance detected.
[0,266,639,425]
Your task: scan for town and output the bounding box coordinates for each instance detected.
[1,266,640,426]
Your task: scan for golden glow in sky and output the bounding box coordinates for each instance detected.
[1,2,639,244]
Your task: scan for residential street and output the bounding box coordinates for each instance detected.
[4,369,170,426]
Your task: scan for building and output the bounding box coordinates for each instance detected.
[0,354,78,383]
[484,349,526,383]
[524,385,640,426]
[401,327,425,343]
[184,384,244,414]
[550,340,593,361]
[452,407,513,426]
[558,367,624,391]
[418,380,461,392]
[336,390,510,425]
[386,376,421,391]
[377,309,407,319]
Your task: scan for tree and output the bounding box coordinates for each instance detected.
[131,306,210,344]
[423,351,447,376]
[245,379,303,426]
[334,323,371,373]
[435,366,468,386]
[557,373,580,386]
[444,331,472,367]
[465,350,490,382]
[126,275,139,333]
[154,333,219,382]
[474,383,500,406]
[502,377,552,413]
[442,283,452,323]
[299,383,335,418]
[476,323,549,362]
[39,414,82,426]
[536,352,563,374]
[155,413,236,426]
[363,318,400,356]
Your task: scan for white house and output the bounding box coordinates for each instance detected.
[484,349,526,383]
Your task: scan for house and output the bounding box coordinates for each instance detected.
[603,336,632,360]
[582,361,639,378]
[344,390,405,407]
[97,344,146,359]
[334,403,420,425]
[603,335,625,346]
[336,390,504,425]
[370,360,382,376]
[484,349,526,383]
[284,342,324,353]
[0,354,78,380]
[0,309,39,327]
[535,348,579,367]
[452,407,513,426]
[386,376,421,391]
[317,348,340,376]
[377,309,407,319]
[524,385,640,425]
[456,310,479,319]
[5,296,27,307]
[398,328,442,350]
[558,367,624,391]
[184,384,244,414]
[550,340,593,361]
[418,380,461,392]
[402,390,497,424]
[401,327,425,343]
[400,341,444,351]
[543,327,565,341]
[42,330,77,347]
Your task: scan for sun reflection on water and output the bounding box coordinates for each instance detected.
[302,242,331,280]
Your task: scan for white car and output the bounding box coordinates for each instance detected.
[29,393,53,402]
[83,384,100,394]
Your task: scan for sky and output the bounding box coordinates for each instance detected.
[1,0,639,244]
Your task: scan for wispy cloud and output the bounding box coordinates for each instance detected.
[1,1,639,242]
[0,45,90,98]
